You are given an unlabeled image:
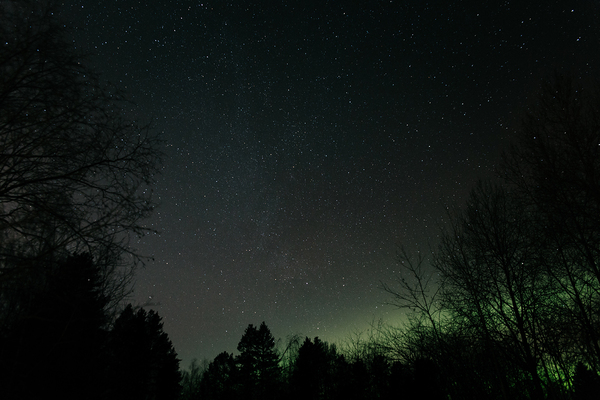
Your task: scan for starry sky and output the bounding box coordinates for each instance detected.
[59,0,600,367]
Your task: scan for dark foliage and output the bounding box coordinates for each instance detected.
[0,254,109,399]
[573,362,600,400]
[106,304,182,400]
[291,337,335,400]
[336,357,370,400]
[388,361,415,399]
[181,359,205,400]
[0,255,181,400]
[413,358,446,400]
[183,327,464,400]
[236,321,282,400]
[199,352,238,400]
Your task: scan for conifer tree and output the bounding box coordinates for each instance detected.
[236,322,281,400]
[106,305,181,400]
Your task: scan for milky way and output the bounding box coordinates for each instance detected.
[60,0,600,366]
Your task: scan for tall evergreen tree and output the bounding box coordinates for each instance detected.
[236,322,281,400]
[105,305,181,400]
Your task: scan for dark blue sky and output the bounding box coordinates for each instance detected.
[60,0,599,367]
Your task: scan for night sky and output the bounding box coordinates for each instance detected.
[59,0,600,367]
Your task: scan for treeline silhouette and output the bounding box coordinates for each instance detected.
[182,74,600,400]
[181,323,446,400]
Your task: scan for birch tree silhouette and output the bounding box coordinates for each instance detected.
[0,1,162,284]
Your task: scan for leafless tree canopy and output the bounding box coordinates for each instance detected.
[381,75,600,400]
[0,1,162,276]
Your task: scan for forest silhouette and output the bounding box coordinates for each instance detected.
[1,1,600,399]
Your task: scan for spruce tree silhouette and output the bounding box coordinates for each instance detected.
[236,322,281,400]
[106,305,181,400]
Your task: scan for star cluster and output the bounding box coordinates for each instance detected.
[60,0,600,366]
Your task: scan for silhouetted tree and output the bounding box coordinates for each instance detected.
[349,358,370,400]
[0,3,165,396]
[502,74,600,370]
[236,322,281,400]
[181,358,206,400]
[291,337,333,400]
[105,305,181,400]
[434,181,551,400]
[0,0,161,301]
[0,254,109,399]
[200,352,238,400]
[278,333,302,388]
[330,355,369,400]
[381,74,600,399]
[382,247,444,338]
[381,243,516,399]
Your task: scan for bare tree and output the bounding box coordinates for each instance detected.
[180,359,207,400]
[380,74,600,399]
[502,74,600,370]
[0,0,162,289]
[381,247,444,337]
[438,181,559,399]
